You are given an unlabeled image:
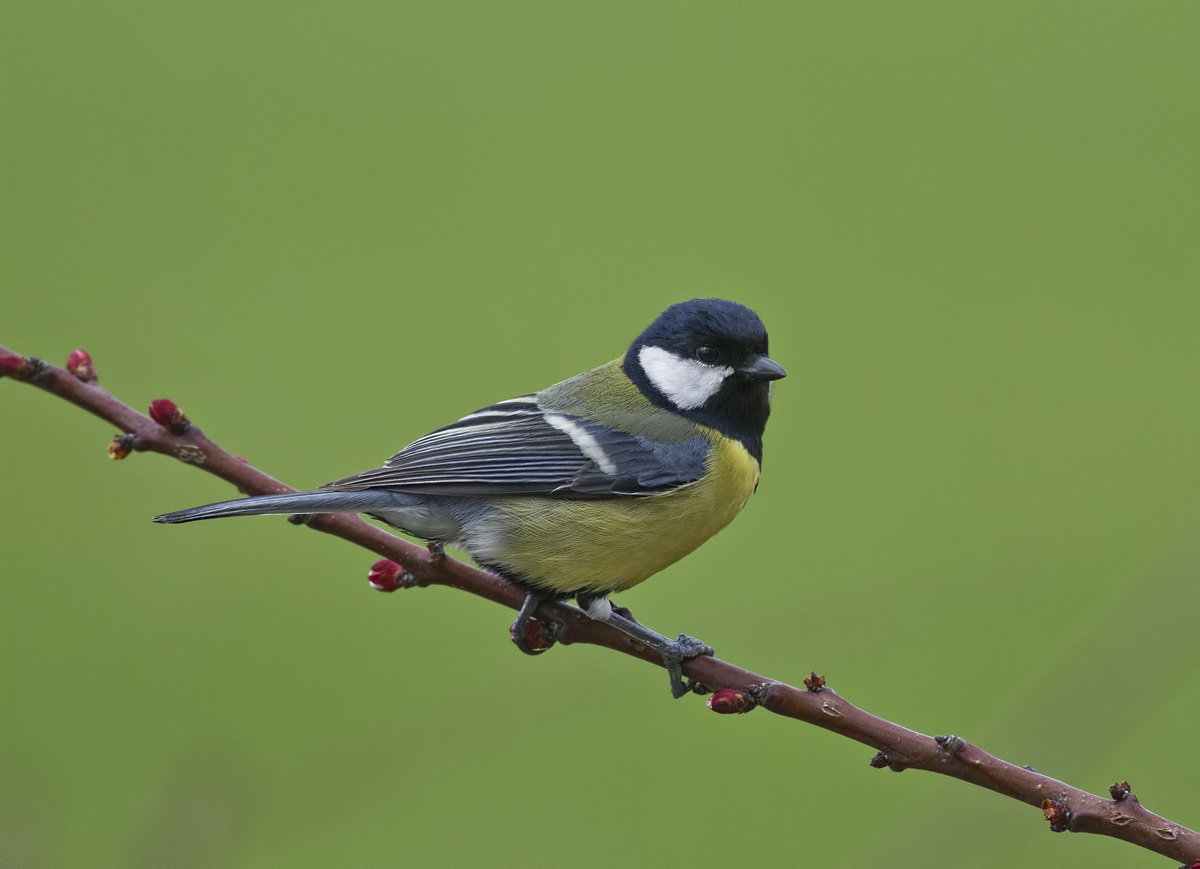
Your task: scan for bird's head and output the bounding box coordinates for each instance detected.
[624,299,785,457]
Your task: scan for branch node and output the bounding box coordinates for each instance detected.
[803,671,826,692]
[935,734,965,756]
[107,433,138,460]
[868,750,910,772]
[1042,798,1070,832]
[744,681,774,705]
[1109,780,1132,801]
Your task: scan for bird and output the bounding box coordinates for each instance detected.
[155,298,785,697]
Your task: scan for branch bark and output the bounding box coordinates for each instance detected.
[3,344,1197,866]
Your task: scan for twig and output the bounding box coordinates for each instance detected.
[3,344,1197,866]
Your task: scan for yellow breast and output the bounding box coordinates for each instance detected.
[479,428,761,596]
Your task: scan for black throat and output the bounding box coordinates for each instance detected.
[623,354,772,464]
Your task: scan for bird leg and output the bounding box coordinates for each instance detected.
[605,611,713,699]
[514,590,712,696]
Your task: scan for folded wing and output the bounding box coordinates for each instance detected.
[324,395,708,499]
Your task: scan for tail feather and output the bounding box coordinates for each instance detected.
[154,490,397,524]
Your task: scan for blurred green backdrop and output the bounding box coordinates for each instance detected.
[3,2,1198,866]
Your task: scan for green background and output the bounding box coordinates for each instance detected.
[3,3,1198,866]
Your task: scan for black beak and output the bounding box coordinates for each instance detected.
[741,355,787,381]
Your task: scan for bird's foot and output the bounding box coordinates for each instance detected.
[660,634,715,698]
[606,612,714,698]
[510,593,556,655]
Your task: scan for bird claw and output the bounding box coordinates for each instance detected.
[661,634,714,698]
[510,593,556,656]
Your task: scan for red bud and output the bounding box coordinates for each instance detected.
[0,354,32,379]
[148,398,191,434]
[66,349,97,383]
[707,688,755,714]
[368,559,405,592]
[511,617,556,651]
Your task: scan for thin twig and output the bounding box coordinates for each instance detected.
[3,344,1196,866]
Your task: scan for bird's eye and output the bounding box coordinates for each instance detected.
[695,345,720,365]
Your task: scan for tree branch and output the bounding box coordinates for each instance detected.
[4,344,1197,866]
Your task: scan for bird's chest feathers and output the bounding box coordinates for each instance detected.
[685,432,760,532]
[476,427,760,595]
[591,431,761,590]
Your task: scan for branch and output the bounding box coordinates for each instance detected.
[4,345,1197,867]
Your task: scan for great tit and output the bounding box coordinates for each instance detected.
[155,298,786,697]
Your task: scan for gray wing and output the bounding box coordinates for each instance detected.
[324,395,709,499]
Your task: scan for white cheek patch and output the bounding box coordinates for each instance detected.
[637,345,733,410]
